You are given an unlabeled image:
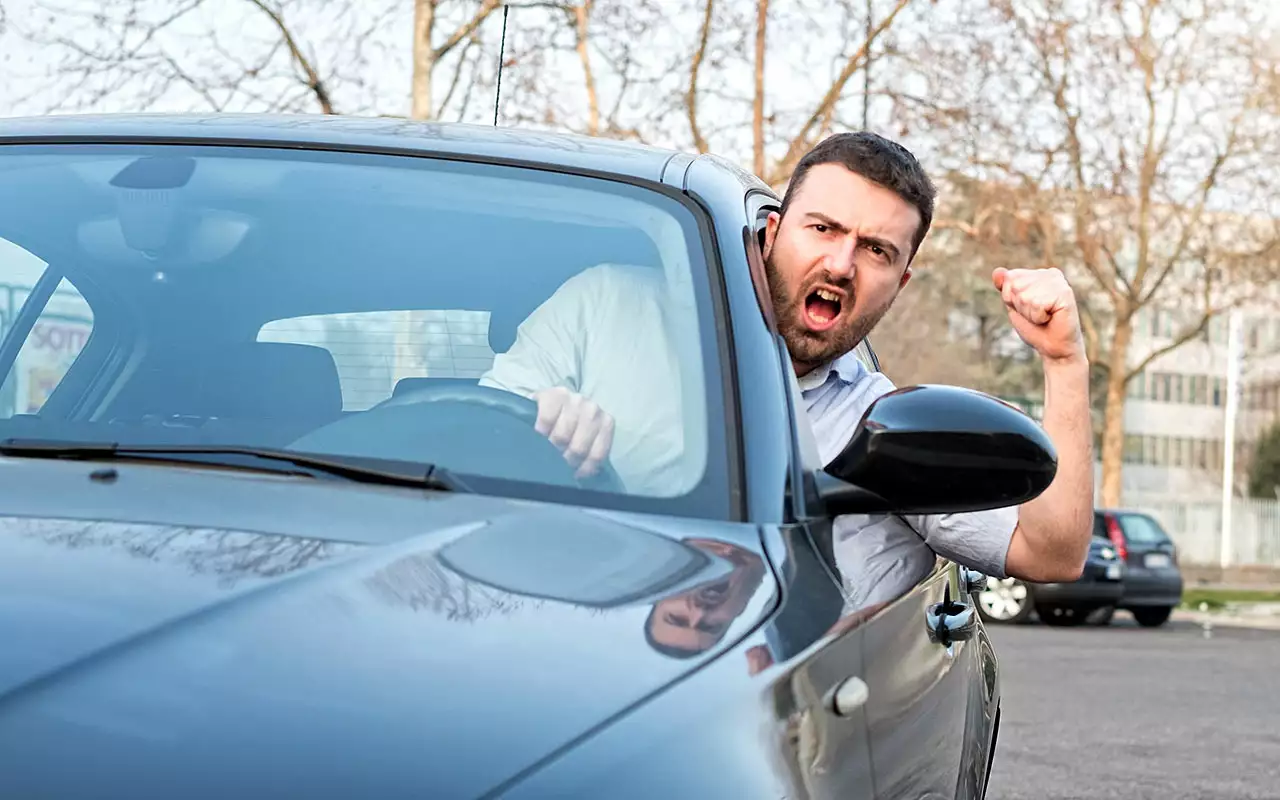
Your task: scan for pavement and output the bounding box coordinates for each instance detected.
[984,614,1280,800]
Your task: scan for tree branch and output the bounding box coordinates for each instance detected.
[769,0,912,183]
[686,0,714,154]
[245,0,334,113]
[433,0,501,61]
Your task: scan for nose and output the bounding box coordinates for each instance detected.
[823,236,858,280]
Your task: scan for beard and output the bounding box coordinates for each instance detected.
[764,250,893,374]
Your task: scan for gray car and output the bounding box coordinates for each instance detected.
[0,114,1057,799]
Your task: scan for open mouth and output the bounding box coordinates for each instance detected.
[804,288,843,331]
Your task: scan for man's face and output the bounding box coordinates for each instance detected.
[762,163,921,375]
[646,539,765,656]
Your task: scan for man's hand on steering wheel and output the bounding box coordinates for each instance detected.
[533,387,615,480]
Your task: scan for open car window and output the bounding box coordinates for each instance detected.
[0,143,732,520]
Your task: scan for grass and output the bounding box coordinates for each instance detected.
[1180,588,1280,610]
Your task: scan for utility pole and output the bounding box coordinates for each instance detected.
[1221,309,1243,568]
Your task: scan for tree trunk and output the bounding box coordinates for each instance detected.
[574,3,599,136]
[1099,318,1133,507]
[752,0,768,176]
[411,0,436,120]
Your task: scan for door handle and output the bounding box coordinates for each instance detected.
[925,584,977,646]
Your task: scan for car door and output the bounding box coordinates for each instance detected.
[786,390,993,800]
[743,195,997,800]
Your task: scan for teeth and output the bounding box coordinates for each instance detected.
[815,289,840,302]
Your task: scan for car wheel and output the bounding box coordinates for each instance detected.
[1086,605,1115,626]
[976,577,1032,624]
[1132,606,1173,627]
[1036,604,1087,626]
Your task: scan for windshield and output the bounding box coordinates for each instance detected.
[0,143,729,518]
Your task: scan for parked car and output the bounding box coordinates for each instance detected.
[1095,508,1185,627]
[0,114,1059,799]
[974,533,1126,626]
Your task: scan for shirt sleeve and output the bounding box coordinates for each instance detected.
[907,506,1019,579]
[477,269,597,398]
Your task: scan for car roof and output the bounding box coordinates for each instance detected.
[0,113,687,184]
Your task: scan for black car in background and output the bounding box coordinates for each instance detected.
[1095,508,1185,627]
[975,533,1125,626]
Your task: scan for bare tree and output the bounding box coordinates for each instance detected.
[410,0,502,121]
[9,0,400,115]
[893,0,1280,506]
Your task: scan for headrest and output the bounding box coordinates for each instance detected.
[118,341,343,423]
[205,342,343,421]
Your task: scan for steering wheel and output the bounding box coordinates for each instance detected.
[367,383,627,493]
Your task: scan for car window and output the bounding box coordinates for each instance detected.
[0,143,730,520]
[0,239,95,418]
[852,337,880,374]
[1116,513,1171,544]
[259,309,494,411]
[1093,513,1109,539]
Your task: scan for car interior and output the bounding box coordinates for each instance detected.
[0,147,719,502]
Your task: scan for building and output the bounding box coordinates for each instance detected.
[1114,300,1280,500]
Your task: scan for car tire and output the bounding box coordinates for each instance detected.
[1132,606,1173,627]
[976,577,1033,624]
[1036,604,1087,626]
[1086,605,1115,626]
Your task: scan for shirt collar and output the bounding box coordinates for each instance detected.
[797,350,867,392]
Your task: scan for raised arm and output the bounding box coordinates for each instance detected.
[995,267,1095,582]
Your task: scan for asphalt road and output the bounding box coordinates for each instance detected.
[983,615,1280,800]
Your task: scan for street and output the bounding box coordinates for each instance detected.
[984,616,1280,800]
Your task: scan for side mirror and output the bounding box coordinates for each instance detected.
[813,384,1057,516]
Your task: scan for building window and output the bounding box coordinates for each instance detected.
[1190,375,1206,405]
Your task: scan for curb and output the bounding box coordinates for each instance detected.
[1172,609,1280,632]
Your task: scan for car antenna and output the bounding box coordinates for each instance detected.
[493,3,510,127]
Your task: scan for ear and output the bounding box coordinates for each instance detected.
[762,211,782,259]
[899,266,913,290]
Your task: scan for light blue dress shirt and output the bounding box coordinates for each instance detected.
[799,351,1019,610]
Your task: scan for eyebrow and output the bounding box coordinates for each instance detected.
[804,212,902,263]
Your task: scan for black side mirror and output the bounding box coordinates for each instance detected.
[813,384,1057,516]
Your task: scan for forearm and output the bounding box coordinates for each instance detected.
[1005,356,1095,581]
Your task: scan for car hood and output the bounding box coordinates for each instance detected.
[0,458,778,798]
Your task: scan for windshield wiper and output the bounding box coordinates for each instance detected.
[0,438,467,492]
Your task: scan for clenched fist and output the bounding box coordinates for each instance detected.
[533,387,615,479]
[992,267,1086,365]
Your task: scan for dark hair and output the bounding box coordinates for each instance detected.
[780,131,936,262]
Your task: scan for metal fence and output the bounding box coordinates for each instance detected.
[1119,492,1280,567]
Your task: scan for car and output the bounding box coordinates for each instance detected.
[1095,508,1184,627]
[974,535,1126,626]
[0,113,1059,799]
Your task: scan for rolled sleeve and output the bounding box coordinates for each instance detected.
[910,506,1019,579]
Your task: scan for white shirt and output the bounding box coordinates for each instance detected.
[799,352,1019,610]
[478,264,693,496]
